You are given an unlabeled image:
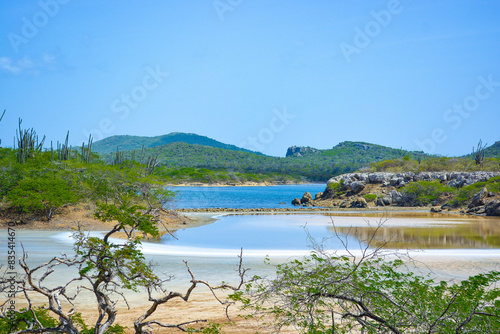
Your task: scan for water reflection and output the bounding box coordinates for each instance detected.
[328,214,500,249]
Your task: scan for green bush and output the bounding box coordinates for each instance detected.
[6,175,79,220]
[327,180,344,197]
[0,307,126,334]
[448,176,500,207]
[363,194,377,202]
[245,252,500,333]
[401,180,454,206]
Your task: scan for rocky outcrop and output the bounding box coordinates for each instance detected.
[301,192,313,204]
[286,146,319,157]
[311,171,500,215]
[292,198,302,206]
[485,200,500,216]
[327,172,500,190]
[470,187,488,207]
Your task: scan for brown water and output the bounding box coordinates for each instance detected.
[324,211,500,249]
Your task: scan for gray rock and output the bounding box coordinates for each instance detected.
[368,172,392,183]
[350,197,368,208]
[292,198,301,206]
[471,187,488,207]
[314,192,323,200]
[301,192,313,204]
[390,177,404,187]
[485,200,500,216]
[390,190,403,204]
[350,181,365,194]
[430,206,442,213]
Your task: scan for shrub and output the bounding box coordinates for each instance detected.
[363,194,377,202]
[327,180,344,196]
[401,180,454,206]
[6,175,79,220]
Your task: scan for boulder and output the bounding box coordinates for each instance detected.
[430,206,442,213]
[350,197,368,208]
[390,190,403,204]
[390,177,404,187]
[301,192,313,204]
[471,187,488,207]
[291,198,301,206]
[350,181,365,194]
[485,200,500,216]
[314,192,323,200]
[368,172,392,183]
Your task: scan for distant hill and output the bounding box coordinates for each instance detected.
[484,141,500,158]
[286,141,428,161]
[92,132,261,155]
[461,141,500,159]
[100,140,433,182]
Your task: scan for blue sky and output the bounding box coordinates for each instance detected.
[0,1,499,157]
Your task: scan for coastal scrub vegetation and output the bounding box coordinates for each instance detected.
[369,155,500,173]
[0,144,174,222]
[394,176,500,208]
[235,224,500,333]
[1,199,246,334]
[400,180,455,206]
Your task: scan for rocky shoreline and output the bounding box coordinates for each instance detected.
[165,180,313,187]
[291,171,500,216]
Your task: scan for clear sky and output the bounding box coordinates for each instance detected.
[0,0,499,157]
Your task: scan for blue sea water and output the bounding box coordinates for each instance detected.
[166,184,326,209]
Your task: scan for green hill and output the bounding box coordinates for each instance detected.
[100,140,432,182]
[484,141,500,158]
[92,132,262,155]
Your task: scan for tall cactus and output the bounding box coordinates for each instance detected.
[472,139,487,167]
[15,118,45,163]
[0,109,5,147]
[145,154,160,175]
[81,134,93,163]
[60,131,70,160]
[113,146,125,165]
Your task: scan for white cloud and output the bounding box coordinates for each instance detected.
[0,53,60,76]
[0,57,21,74]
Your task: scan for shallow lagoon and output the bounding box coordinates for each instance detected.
[4,212,500,289]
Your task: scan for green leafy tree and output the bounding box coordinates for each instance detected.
[1,201,244,334]
[241,225,500,333]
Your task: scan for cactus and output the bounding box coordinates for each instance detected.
[60,131,70,160]
[472,139,487,167]
[0,109,4,147]
[113,146,126,165]
[81,134,93,163]
[145,155,160,175]
[15,118,45,163]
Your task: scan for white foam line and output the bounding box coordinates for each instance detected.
[49,232,500,260]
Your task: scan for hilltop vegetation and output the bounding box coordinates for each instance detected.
[98,139,432,182]
[368,155,500,173]
[92,132,262,155]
